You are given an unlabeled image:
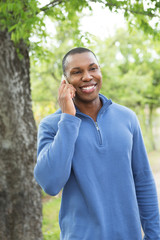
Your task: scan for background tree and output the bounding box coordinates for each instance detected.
[0,0,160,239]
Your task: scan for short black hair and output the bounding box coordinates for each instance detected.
[62,47,97,76]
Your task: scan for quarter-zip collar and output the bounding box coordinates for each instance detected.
[75,94,112,147]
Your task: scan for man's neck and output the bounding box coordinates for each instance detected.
[74,97,102,122]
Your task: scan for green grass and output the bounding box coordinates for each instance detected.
[42,196,61,240]
[42,151,160,239]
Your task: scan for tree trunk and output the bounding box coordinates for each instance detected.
[0,31,42,240]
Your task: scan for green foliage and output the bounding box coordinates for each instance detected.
[1,0,160,46]
[0,0,90,45]
[95,28,160,109]
[98,0,160,38]
[0,0,43,43]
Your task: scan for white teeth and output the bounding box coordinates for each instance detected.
[82,85,95,90]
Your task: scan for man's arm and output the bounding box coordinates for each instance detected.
[131,114,160,239]
[34,80,80,196]
[34,114,81,196]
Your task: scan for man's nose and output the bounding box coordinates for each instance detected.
[82,71,92,81]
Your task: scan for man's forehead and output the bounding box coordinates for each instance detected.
[65,52,98,70]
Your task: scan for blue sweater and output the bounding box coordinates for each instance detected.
[34,94,160,240]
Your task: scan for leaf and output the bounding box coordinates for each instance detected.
[8,24,18,32]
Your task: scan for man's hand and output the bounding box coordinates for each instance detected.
[58,80,76,116]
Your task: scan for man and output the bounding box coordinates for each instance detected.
[34,47,160,239]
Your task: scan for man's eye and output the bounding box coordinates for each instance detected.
[73,71,81,74]
[90,67,97,71]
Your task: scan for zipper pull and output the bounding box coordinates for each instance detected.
[95,122,100,131]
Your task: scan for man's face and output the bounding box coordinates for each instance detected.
[65,52,102,103]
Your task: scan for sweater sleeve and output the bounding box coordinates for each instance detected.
[131,113,160,240]
[34,113,81,196]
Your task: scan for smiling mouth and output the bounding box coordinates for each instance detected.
[80,84,97,93]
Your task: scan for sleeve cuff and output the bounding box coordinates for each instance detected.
[60,113,81,125]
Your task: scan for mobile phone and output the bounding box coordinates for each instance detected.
[61,74,69,84]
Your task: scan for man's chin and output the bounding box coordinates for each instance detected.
[74,93,100,104]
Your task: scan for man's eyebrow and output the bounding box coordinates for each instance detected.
[89,63,97,66]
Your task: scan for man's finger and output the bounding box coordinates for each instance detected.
[61,79,66,85]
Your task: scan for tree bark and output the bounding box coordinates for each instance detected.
[0,31,42,240]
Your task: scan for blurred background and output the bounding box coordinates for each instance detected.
[0,1,159,239]
[31,2,160,239]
